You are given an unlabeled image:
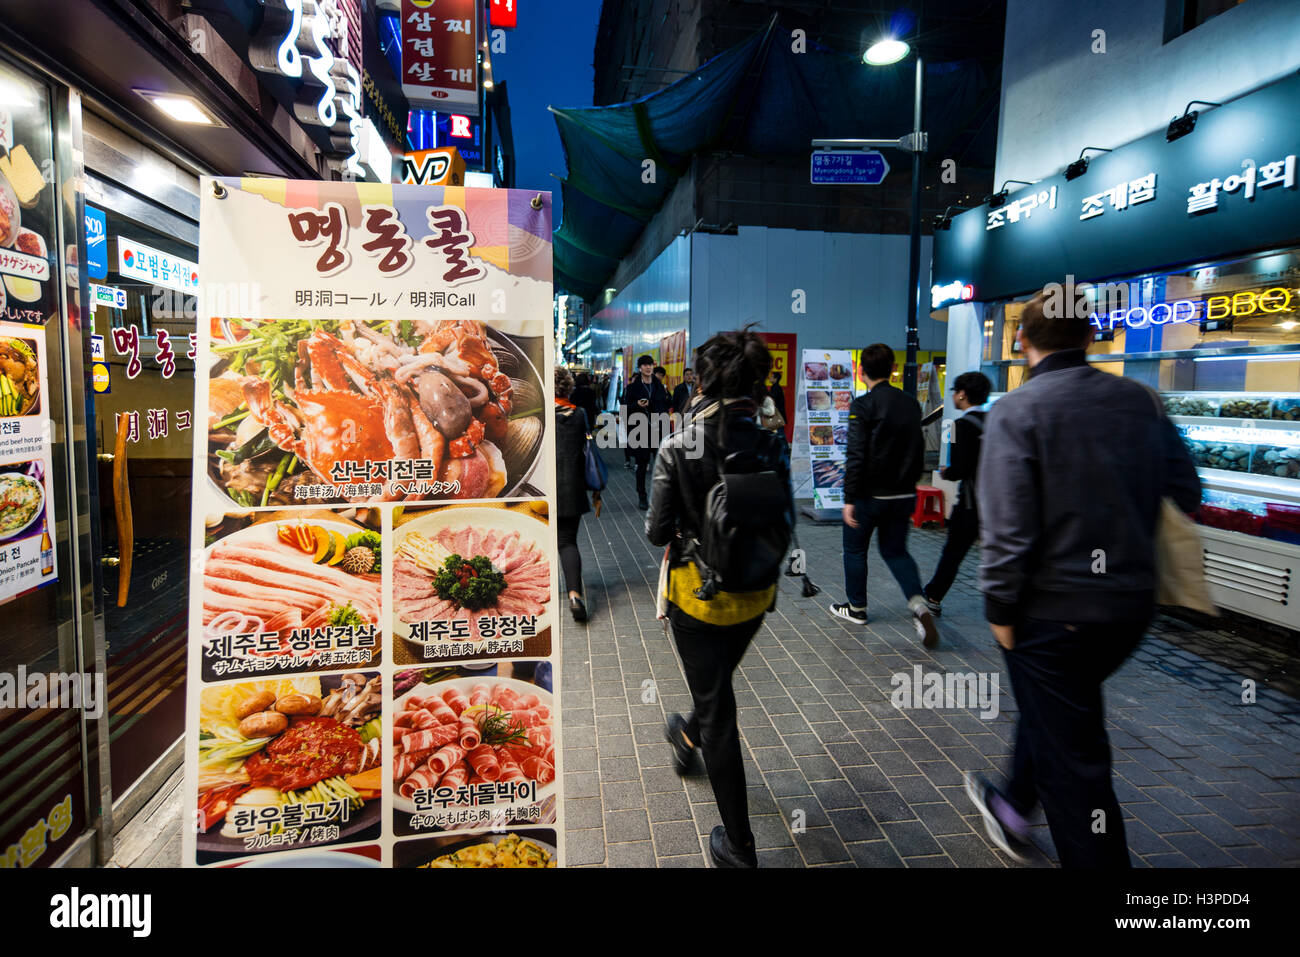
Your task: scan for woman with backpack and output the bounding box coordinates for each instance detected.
[554,366,592,623]
[645,327,794,868]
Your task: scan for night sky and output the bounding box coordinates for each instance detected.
[493,1,604,228]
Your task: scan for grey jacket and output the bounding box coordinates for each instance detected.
[977,350,1201,625]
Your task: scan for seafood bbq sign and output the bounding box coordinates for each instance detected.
[184,178,563,868]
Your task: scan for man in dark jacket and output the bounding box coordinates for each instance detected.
[622,354,671,509]
[830,343,938,647]
[571,372,601,430]
[671,367,696,415]
[966,287,1201,869]
[922,371,992,616]
[765,370,786,423]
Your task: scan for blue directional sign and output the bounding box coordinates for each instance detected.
[810,150,890,185]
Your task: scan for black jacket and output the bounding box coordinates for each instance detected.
[571,385,600,430]
[843,382,924,501]
[554,403,590,518]
[671,382,696,413]
[943,410,986,512]
[646,402,793,569]
[623,376,670,415]
[978,350,1202,626]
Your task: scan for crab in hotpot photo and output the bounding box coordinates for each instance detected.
[208,318,544,507]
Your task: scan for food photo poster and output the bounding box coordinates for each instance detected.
[184,179,562,868]
[801,349,853,511]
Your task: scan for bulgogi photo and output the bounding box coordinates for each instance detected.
[0,336,38,416]
[207,319,545,507]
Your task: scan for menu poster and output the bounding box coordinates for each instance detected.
[185,179,561,868]
[0,321,56,603]
[802,348,854,510]
[0,62,58,327]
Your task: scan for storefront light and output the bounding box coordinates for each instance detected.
[134,90,224,127]
[863,38,909,65]
[1193,352,1300,363]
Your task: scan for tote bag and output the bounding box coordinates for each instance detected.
[583,434,608,491]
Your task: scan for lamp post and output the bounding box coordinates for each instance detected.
[863,37,926,397]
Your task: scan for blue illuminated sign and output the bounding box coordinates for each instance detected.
[1089,298,1201,331]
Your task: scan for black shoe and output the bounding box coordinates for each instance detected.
[964,772,1030,863]
[922,590,942,616]
[829,602,868,625]
[625,460,635,471]
[709,825,757,868]
[638,495,648,510]
[569,596,588,623]
[664,714,701,775]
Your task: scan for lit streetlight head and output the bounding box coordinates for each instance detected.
[864,38,909,65]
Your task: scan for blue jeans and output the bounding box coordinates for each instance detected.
[842,495,924,607]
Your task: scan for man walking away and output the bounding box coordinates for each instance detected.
[571,372,601,431]
[966,288,1200,868]
[830,343,939,647]
[622,354,671,509]
[922,371,992,615]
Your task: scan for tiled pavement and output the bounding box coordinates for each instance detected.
[561,451,1300,868]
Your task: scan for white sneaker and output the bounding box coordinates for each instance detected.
[829,602,868,625]
[909,597,940,648]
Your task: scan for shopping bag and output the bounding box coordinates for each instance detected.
[1155,497,1218,615]
[583,434,608,491]
[656,546,670,620]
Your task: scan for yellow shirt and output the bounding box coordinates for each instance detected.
[666,560,774,626]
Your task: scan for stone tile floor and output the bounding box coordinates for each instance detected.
[560,452,1300,868]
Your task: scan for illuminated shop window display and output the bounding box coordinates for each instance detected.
[981,248,1300,539]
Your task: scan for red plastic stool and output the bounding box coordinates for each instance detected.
[913,486,945,528]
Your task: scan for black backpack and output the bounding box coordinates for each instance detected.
[693,430,795,599]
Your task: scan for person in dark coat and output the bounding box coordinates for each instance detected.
[622,354,671,509]
[554,366,592,622]
[671,367,696,414]
[765,370,786,422]
[571,372,601,429]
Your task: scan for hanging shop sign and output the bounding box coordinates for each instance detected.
[185,176,560,867]
[401,147,466,186]
[931,280,974,309]
[0,321,58,603]
[490,0,517,29]
[116,238,198,294]
[934,71,1300,303]
[401,0,481,117]
[810,149,889,185]
[800,349,854,511]
[85,205,107,280]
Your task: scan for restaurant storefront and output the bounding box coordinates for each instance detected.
[0,0,403,867]
[933,70,1300,631]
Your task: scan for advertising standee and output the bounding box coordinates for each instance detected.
[184,178,560,868]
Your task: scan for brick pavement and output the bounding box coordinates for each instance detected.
[561,450,1300,868]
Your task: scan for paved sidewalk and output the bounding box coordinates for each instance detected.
[561,451,1300,868]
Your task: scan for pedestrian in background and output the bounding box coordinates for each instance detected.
[830,343,939,648]
[671,366,696,414]
[654,365,668,390]
[922,371,992,616]
[554,365,592,623]
[967,288,1200,867]
[646,326,792,868]
[765,369,786,422]
[572,371,601,430]
[622,354,670,509]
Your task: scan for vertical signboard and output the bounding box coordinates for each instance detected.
[185,179,559,868]
[401,0,481,116]
[801,349,853,511]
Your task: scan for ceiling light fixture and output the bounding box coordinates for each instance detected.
[134,89,225,127]
[863,38,909,65]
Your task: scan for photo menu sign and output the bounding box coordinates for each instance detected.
[185,178,562,868]
[801,348,854,511]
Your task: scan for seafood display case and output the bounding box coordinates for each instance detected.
[1164,391,1300,627]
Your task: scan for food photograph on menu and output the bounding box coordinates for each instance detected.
[394,827,558,869]
[392,501,553,664]
[199,508,383,681]
[193,673,383,864]
[206,317,547,508]
[391,662,556,836]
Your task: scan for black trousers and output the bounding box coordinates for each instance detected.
[557,515,582,595]
[669,604,763,849]
[924,502,979,601]
[634,448,654,498]
[1002,616,1148,868]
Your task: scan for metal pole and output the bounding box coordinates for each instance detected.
[903,54,924,397]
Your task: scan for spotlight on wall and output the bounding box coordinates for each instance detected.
[1167,100,1221,142]
[1064,146,1112,180]
[987,180,1033,209]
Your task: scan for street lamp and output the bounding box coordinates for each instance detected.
[861,35,926,397]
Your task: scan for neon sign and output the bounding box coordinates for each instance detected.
[1089,299,1200,331]
[931,280,974,309]
[1204,287,1292,320]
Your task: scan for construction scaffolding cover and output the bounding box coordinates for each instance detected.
[552,25,993,299]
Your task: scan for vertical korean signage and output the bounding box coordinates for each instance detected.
[185,179,560,868]
[0,62,59,604]
[801,349,853,510]
[401,0,480,116]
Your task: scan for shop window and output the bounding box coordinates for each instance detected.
[1164,0,1248,42]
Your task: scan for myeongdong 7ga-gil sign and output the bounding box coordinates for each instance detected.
[184,178,563,868]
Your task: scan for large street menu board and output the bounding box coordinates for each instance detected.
[184,179,561,868]
[802,348,854,510]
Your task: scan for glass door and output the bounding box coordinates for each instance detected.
[84,167,197,805]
